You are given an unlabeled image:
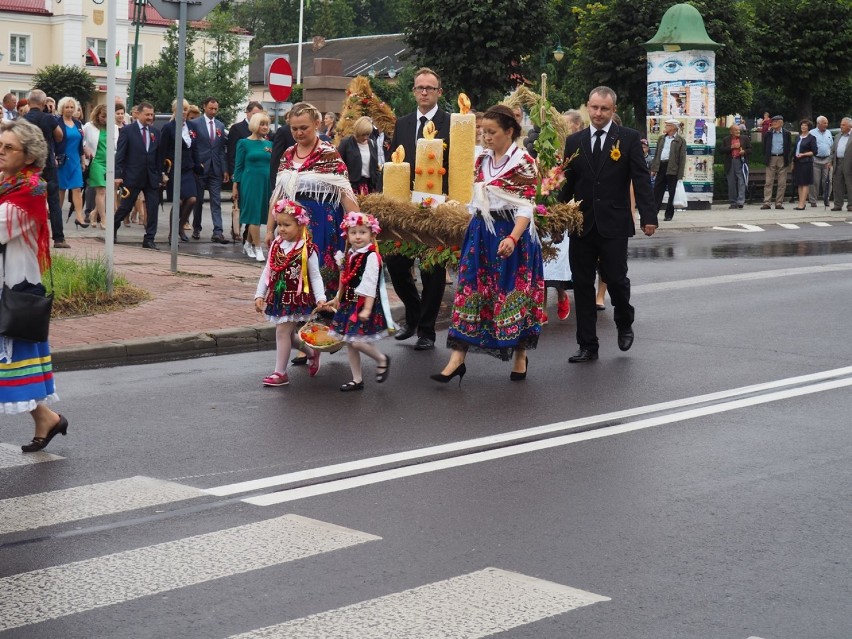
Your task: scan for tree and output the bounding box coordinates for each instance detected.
[192,8,252,123]
[752,0,852,121]
[403,0,554,108]
[569,0,754,131]
[134,25,198,113]
[31,65,96,108]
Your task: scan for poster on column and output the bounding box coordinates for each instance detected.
[647,50,716,203]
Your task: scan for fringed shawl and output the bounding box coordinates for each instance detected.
[273,140,354,209]
[0,166,50,271]
[472,144,539,240]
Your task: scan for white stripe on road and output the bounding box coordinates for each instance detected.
[245,375,852,506]
[633,262,852,294]
[0,443,62,468]
[0,476,206,535]
[228,568,609,639]
[712,223,764,232]
[207,365,852,497]
[811,221,832,227]
[268,72,292,87]
[0,514,379,632]
[778,223,799,229]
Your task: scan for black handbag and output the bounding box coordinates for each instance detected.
[0,244,53,343]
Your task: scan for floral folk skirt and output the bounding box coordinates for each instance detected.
[0,339,58,414]
[447,215,545,360]
[330,299,389,343]
[300,197,345,295]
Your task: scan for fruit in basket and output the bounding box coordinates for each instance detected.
[301,324,340,347]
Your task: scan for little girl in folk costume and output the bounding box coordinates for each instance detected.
[254,199,326,387]
[322,212,394,392]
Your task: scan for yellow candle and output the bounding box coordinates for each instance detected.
[382,145,411,203]
[448,106,476,203]
[413,121,444,195]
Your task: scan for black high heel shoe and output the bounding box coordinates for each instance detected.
[430,362,466,386]
[21,415,68,453]
[74,218,90,229]
[510,356,529,381]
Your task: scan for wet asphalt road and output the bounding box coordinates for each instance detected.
[2,226,851,638]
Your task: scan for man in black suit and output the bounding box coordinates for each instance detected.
[114,101,163,249]
[24,89,67,248]
[386,67,451,350]
[559,86,656,362]
[269,113,295,190]
[188,97,229,243]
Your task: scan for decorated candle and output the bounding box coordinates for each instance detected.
[382,145,412,203]
[413,121,445,196]
[448,93,476,204]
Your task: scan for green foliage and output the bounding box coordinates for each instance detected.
[403,0,554,108]
[753,0,852,120]
[31,65,96,109]
[46,255,130,300]
[133,15,249,123]
[371,67,417,114]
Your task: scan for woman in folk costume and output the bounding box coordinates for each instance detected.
[268,102,359,295]
[431,105,545,385]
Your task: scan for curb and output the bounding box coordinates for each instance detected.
[52,325,277,371]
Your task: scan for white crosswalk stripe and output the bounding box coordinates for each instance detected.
[0,442,62,468]
[227,568,610,639]
[0,514,380,632]
[0,475,206,535]
[811,221,832,227]
[777,222,799,229]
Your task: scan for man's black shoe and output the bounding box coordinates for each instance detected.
[191,230,201,239]
[211,234,229,244]
[142,240,160,250]
[394,326,415,341]
[617,328,634,351]
[568,348,598,363]
[414,337,435,350]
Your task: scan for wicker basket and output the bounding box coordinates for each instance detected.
[298,315,344,353]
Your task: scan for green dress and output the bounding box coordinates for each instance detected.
[234,137,272,226]
[88,128,107,188]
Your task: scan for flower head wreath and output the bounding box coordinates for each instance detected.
[274,198,311,226]
[339,211,381,236]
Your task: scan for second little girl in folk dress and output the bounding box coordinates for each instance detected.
[254,199,327,387]
[322,212,394,392]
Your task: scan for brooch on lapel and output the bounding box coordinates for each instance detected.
[189,130,196,139]
[216,129,222,138]
[610,140,621,161]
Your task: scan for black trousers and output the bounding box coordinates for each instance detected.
[385,254,446,342]
[568,225,633,351]
[115,185,160,242]
[42,165,64,242]
[653,161,678,218]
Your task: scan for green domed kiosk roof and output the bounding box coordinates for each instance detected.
[643,3,722,51]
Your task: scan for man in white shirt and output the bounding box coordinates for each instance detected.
[809,115,833,207]
[1,93,18,122]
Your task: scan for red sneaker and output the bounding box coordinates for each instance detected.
[557,297,571,320]
[262,372,289,387]
[541,312,549,325]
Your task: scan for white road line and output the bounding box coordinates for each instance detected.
[712,223,764,232]
[228,568,609,639]
[811,221,832,227]
[633,262,852,294]
[0,443,62,468]
[245,376,852,506]
[206,365,852,497]
[778,222,799,229]
[0,514,379,632]
[0,476,206,535]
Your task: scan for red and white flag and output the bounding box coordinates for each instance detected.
[86,47,101,66]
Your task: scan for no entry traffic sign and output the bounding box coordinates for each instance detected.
[267,57,293,103]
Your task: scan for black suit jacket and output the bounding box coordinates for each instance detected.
[269,125,296,189]
[158,120,199,175]
[188,116,227,177]
[560,124,656,238]
[763,128,792,166]
[389,109,451,192]
[227,120,251,177]
[115,122,161,190]
[338,135,379,191]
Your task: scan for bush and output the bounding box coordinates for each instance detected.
[31,65,96,110]
[46,255,149,317]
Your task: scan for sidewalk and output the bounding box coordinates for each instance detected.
[49,201,852,370]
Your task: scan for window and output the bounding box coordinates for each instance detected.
[9,35,30,64]
[85,38,107,67]
[207,50,225,66]
[126,44,142,70]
